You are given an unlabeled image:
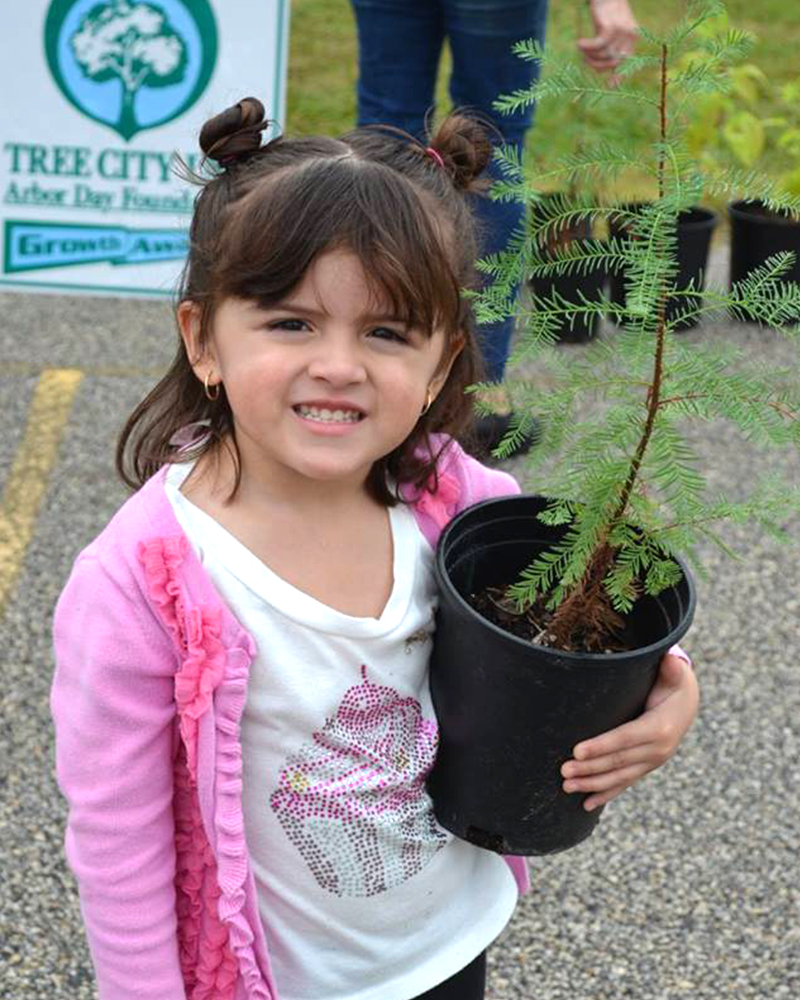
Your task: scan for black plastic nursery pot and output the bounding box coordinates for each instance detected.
[426,495,696,856]
[609,205,717,330]
[529,259,607,343]
[729,200,800,324]
[528,196,606,343]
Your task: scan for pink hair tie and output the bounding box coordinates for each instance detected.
[424,146,446,170]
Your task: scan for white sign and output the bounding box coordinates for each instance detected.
[1,0,290,297]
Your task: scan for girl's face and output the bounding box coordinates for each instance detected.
[180,249,459,497]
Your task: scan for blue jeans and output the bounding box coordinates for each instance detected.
[350,0,549,381]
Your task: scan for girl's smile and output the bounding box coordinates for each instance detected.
[292,398,367,432]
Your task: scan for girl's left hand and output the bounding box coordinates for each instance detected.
[560,653,699,811]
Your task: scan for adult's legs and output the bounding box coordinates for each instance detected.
[349,0,446,140]
[445,0,549,381]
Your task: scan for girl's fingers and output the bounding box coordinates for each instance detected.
[571,715,655,762]
[583,783,633,811]
[563,761,649,796]
[561,742,658,779]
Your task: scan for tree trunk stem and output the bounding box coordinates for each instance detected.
[548,44,671,651]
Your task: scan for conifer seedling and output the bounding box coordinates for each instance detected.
[470,0,800,654]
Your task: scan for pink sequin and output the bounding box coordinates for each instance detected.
[270,666,446,896]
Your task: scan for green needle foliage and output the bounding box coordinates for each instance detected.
[473,0,800,653]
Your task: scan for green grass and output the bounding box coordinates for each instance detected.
[285,0,358,135]
[285,0,797,207]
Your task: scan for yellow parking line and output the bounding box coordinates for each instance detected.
[0,369,84,614]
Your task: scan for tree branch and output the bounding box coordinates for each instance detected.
[658,393,800,421]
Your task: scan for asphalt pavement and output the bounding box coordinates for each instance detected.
[1,241,798,999]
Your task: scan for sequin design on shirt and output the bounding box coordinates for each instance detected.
[270,665,446,897]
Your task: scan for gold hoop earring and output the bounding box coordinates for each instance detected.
[203,371,220,401]
[420,388,435,417]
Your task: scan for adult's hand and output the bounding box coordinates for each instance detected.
[577,0,639,74]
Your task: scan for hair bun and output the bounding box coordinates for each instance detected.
[200,97,269,166]
[427,114,494,191]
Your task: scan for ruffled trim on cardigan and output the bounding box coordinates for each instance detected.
[208,639,270,999]
[139,536,270,1000]
[137,536,189,653]
[174,745,239,999]
[175,606,225,782]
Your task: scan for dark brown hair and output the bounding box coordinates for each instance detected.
[116,97,493,504]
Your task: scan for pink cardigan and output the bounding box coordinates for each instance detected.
[51,438,529,1000]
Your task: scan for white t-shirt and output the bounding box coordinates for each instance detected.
[165,463,517,1000]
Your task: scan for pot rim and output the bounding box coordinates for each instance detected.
[609,202,717,233]
[435,494,697,663]
[729,199,800,226]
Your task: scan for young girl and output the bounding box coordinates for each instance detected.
[51,98,699,1000]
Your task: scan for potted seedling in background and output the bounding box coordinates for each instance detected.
[607,202,718,331]
[427,0,800,856]
[604,6,727,331]
[525,2,611,345]
[686,55,800,319]
[527,191,608,344]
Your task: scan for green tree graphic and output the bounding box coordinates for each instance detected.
[70,1,188,140]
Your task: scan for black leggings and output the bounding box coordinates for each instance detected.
[410,951,486,1000]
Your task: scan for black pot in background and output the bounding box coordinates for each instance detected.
[609,205,717,330]
[528,197,606,344]
[729,199,800,324]
[426,495,696,856]
[529,260,607,344]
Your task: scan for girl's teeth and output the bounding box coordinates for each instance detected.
[297,405,361,423]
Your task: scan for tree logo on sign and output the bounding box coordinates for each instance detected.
[44,0,217,141]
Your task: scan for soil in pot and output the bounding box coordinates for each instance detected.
[468,585,632,655]
[729,199,800,324]
[609,204,717,330]
[426,495,695,857]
